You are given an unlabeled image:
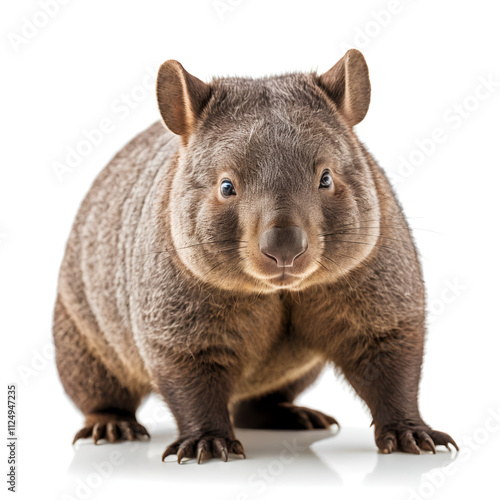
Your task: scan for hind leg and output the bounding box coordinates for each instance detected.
[232,364,339,430]
[53,298,150,444]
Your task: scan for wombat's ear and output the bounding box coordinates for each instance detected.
[318,49,371,127]
[156,60,211,139]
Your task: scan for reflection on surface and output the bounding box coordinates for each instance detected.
[67,425,457,492]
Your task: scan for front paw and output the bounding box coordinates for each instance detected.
[375,421,459,454]
[73,413,150,445]
[162,434,246,464]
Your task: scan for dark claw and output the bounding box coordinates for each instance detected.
[426,439,437,454]
[416,431,436,454]
[400,430,420,454]
[230,440,246,458]
[92,422,105,444]
[177,447,186,464]
[377,424,458,454]
[73,418,150,445]
[304,409,329,429]
[277,403,338,430]
[163,436,246,464]
[430,430,459,452]
[106,422,119,443]
[162,443,179,462]
[296,412,314,430]
[116,422,133,441]
[132,422,151,440]
[212,438,228,462]
[197,439,211,464]
[326,415,341,429]
[73,426,92,444]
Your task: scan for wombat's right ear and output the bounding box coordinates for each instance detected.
[156,60,211,140]
[318,49,371,127]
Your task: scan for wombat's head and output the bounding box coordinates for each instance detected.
[157,50,381,294]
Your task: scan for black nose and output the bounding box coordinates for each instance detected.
[259,226,308,268]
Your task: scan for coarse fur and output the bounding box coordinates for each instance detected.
[53,50,457,463]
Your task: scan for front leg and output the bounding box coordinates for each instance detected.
[331,324,458,454]
[153,350,246,464]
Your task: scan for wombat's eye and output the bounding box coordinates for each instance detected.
[220,179,236,198]
[319,170,333,189]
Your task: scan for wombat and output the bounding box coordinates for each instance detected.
[54,49,458,463]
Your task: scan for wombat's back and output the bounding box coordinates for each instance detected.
[56,121,178,389]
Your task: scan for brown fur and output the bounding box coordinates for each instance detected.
[53,50,457,463]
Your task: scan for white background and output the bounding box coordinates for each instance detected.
[2,0,500,499]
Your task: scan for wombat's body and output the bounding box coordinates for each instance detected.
[54,51,457,462]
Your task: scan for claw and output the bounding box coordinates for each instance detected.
[132,422,151,440]
[162,443,179,462]
[401,433,420,455]
[117,422,134,441]
[326,415,341,429]
[430,430,459,452]
[73,418,150,446]
[428,440,437,454]
[73,426,92,445]
[163,436,245,464]
[213,438,228,462]
[380,430,396,454]
[305,409,333,429]
[277,403,338,430]
[92,422,105,444]
[377,425,458,455]
[106,422,119,443]
[416,431,437,454]
[382,441,394,454]
[447,438,459,452]
[197,449,207,464]
[296,412,314,430]
[230,440,246,459]
[197,440,211,464]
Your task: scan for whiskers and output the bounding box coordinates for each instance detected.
[314,253,357,292]
[202,253,246,280]
[140,238,249,284]
[318,209,428,257]
[136,238,248,258]
[317,205,433,289]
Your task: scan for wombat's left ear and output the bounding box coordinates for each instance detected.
[318,49,371,127]
[156,60,211,140]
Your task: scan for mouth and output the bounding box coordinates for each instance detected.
[263,270,306,289]
[247,251,316,289]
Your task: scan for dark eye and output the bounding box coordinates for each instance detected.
[220,179,236,198]
[319,171,333,189]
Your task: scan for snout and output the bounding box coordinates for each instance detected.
[259,226,308,268]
